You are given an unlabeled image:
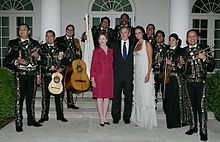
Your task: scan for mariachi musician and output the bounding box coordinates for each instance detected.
[181,30,214,141]
[4,23,42,132]
[152,30,169,106]
[92,17,115,48]
[162,33,192,129]
[38,30,68,123]
[56,24,82,109]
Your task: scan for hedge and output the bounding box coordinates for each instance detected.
[207,70,220,121]
[0,68,14,123]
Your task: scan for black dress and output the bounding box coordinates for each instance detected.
[163,46,192,128]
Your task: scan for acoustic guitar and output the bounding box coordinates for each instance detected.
[48,72,63,95]
[65,59,90,93]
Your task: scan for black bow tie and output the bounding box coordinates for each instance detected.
[21,40,29,46]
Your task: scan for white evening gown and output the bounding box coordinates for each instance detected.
[131,40,157,129]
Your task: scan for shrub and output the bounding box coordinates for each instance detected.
[0,68,14,123]
[207,70,220,121]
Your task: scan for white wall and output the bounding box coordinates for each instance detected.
[32,0,41,41]
[32,0,170,42]
[61,0,170,43]
[135,0,170,42]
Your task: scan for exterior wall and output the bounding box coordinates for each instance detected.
[32,0,41,41]
[61,0,170,42]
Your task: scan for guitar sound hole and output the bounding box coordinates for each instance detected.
[54,76,60,83]
[76,65,83,72]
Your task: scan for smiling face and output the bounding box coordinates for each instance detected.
[120,27,130,41]
[66,26,75,38]
[156,32,164,44]
[169,37,178,47]
[98,34,108,46]
[19,25,30,39]
[187,31,198,46]
[135,28,144,40]
[46,32,55,44]
[120,14,130,26]
[146,25,155,37]
[101,19,109,30]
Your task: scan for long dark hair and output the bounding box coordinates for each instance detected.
[169,33,182,47]
[134,26,147,40]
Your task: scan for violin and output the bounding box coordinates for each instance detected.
[158,50,175,84]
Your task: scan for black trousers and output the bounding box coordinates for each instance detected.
[14,72,37,127]
[111,78,133,121]
[41,75,64,119]
[186,81,207,134]
[154,74,163,100]
[164,76,181,128]
[66,90,76,105]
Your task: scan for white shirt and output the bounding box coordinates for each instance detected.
[170,45,177,50]
[189,44,197,48]
[121,39,129,57]
[66,35,72,40]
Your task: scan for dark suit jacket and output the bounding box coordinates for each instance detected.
[111,40,134,82]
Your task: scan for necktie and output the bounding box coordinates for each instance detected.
[123,42,127,60]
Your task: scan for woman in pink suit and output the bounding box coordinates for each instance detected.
[90,32,113,127]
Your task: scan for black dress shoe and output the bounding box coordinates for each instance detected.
[16,126,23,132]
[200,133,208,141]
[27,122,43,127]
[104,122,110,125]
[124,119,130,124]
[67,104,79,109]
[100,123,105,127]
[38,117,49,123]
[113,119,119,124]
[57,117,68,122]
[185,128,198,135]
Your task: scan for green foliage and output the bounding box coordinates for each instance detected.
[0,68,14,123]
[207,70,220,121]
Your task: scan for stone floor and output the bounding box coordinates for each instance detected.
[0,118,220,142]
[0,89,220,142]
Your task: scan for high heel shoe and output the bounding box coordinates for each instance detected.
[100,123,105,127]
[104,122,110,125]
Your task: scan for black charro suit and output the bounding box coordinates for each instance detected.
[111,39,134,122]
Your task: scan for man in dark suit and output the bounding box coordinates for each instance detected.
[38,30,68,123]
[111,26,134,124]
[92,17,115,48]
[4,23,42,132]
[55,24,81,109]
[181,30,214,141]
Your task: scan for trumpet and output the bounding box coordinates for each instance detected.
[183,44,214,62]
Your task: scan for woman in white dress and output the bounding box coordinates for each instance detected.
[131,26,157,129]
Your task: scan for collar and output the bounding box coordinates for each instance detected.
[48,44,54,47]
[121,39,129,44]
[189,44,197,48]
[170,45,176,50]
[66,35,72,40]
[20,38,29,42]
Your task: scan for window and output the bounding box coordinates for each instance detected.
[92,0,132,12]
[214,19,220,68]
[0,17,9,67]
[192,0,220,13]
[191,0,220,69]
[192,19,208,45]
[16,17,33,37]
[0,0,34,67]
[89,0,135,28]
[0,0,33,10]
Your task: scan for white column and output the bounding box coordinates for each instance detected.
[169,0,190,46]
[40,0,62,42]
